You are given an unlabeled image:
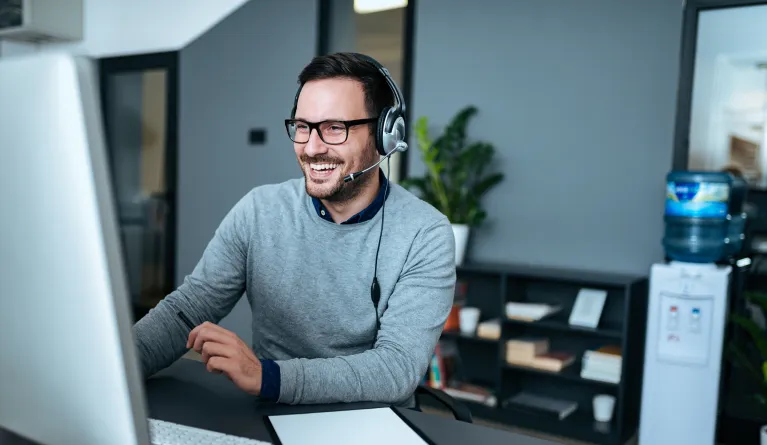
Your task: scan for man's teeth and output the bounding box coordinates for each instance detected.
[310,163,339,171]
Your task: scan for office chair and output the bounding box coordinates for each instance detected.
[413,385,473,423]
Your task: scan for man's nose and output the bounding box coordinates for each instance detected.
[303,129,328,157]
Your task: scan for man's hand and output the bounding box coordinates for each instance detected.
[186,322,262,396]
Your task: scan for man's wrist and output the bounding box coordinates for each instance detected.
[259,359,281,400]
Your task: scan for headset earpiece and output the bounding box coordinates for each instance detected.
[381,112,407,155]
[376,107,392,156]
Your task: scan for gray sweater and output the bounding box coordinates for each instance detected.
[132,177,456,405]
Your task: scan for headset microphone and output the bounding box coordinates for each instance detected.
[343,141,408,183]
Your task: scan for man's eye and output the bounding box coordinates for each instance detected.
[296,124,309,131]
[328,125,345,132]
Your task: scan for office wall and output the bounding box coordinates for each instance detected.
[409,0,684,275]
[177,0,317,338]
[0,0,248,58]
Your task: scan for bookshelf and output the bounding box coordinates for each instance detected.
[428,262,648,445]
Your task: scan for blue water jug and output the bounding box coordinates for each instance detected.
[663,171,731,263]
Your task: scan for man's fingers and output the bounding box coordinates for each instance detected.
[186,320,210,348]
[192,327,237,353]
[206,356,233,376]
[200,341,234,364]
[187,321,239,348]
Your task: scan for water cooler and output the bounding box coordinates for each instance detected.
[638,171,750,445]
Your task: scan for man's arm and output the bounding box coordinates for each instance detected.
[132,193,253,377]
[276,218,456,405]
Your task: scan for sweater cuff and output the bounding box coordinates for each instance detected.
[259,359,281,401]
[274,358,302,404]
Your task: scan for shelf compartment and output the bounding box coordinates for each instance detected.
[504,316,623,338]
[440,330,499,344]
[503,361,619,389]
[499,403,619,445]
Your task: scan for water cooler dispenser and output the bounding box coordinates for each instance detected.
[638,171,750,445]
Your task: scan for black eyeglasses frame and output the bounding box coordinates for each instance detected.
[284,117,378,145]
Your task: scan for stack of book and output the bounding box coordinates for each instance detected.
[443,383,497,407]
[506,337,575,372]
[505,302,561,321]
[581,345,622,383]
[476,318,501,340]
[503,391,578,420]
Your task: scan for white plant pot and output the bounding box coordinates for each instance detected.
[452,224,470,266]
[761,425,767,445]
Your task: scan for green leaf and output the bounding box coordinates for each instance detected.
[400,105,504,227]
[727,342,764,384]
[472,173,504,198]
[745,292,767,315]
[731,314,767,361]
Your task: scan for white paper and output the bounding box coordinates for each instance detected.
[268,407,428,445]
[568,288,607,328]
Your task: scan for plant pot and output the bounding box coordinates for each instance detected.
[452,224,470,266]
[761,425,767,445]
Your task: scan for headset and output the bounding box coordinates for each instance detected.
[289,53,408,344]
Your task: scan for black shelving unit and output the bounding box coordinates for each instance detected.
[429,262,648,445]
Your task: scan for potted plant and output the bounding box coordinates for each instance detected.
[728,291,767,444]
[400,105,504,265]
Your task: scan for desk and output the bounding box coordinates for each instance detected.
[0,358,560,445]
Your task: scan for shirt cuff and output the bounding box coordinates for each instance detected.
[259,359,281,401]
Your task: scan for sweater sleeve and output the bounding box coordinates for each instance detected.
[274,218,456,405]
[132,193,252,378]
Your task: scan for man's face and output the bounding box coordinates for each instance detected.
[292,78,379,202]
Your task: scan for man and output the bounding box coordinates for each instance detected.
[132,52,456,406]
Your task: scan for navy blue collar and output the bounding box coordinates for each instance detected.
[312,169,389,224]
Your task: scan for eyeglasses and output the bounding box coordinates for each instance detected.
[284,118,377,145]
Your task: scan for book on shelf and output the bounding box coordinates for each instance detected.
[442,383,497,407]
[502,391,578,420]
[581,345,622,384]
[505,302,561,321]
[505,337,575,372]
[506,337,549,357]
[476,318,501,340]
[427,341,461,389]
[507,352,576,372]
[443,280,469,332]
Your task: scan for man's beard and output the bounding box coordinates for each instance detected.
[300,149,379,203]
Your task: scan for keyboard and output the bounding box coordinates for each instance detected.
[148,418,270,445]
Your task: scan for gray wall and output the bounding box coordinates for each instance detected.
[177,0,317,338]
[409,0,684,275]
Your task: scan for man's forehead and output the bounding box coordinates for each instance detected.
[295,78,366,121]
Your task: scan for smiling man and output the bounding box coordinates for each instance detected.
[132,52,456,406]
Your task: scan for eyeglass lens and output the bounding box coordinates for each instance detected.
[287,121,347,144]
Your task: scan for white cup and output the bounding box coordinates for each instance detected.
[593,394,616,422]
[459,307,481,335]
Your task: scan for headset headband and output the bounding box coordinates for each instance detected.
[355,53,406,121]
[290,53,406,123]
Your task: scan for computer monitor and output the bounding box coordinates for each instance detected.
[0,53,151,445]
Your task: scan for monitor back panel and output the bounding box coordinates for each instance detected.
[0,53,150,445]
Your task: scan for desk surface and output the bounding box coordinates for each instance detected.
[1,358,560,445]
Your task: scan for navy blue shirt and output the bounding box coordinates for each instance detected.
[258,170,389,400]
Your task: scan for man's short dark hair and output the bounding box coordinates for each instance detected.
[297,52,394,122]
